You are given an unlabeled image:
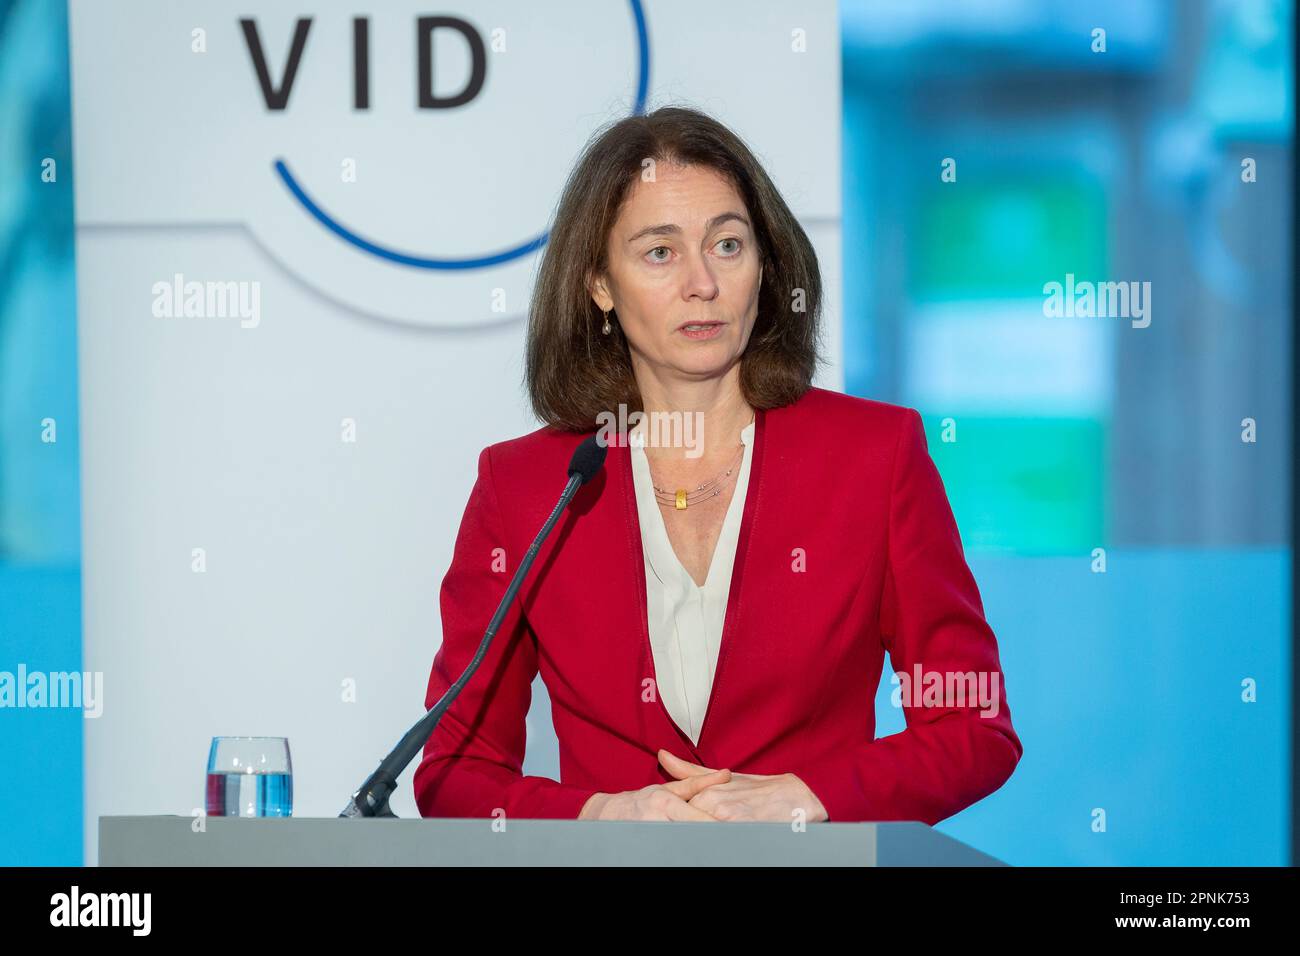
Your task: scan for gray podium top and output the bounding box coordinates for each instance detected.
[99,815,1006,866]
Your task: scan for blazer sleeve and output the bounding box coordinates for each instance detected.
[412,445,600,819]
[793,407,1023,825]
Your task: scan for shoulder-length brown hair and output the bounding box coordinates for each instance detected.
[525,105,826,432]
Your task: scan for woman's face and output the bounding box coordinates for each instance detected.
[589,162,763,391]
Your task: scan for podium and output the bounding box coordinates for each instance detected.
[99,815,1006,866]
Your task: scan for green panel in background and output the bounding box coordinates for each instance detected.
[921,416,1106,555]
[911,176,1108,301]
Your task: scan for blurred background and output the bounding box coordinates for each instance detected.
[0,0,1293,865]
[843,0,1293,866]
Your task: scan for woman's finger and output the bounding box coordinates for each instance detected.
[664,798,721,822]
[657,748,717,778]
[662,768,730,801]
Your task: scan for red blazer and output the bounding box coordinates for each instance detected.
[413,386,1022,824]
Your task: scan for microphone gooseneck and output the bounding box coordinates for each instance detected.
[340,433,608,818]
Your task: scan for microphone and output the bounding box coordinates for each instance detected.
[340,433,608,818]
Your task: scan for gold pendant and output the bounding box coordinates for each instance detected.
[675,490,688,510]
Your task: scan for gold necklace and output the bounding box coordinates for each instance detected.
[649,442,745,510]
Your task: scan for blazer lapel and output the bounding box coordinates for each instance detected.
[694,404,766,750]
[615,433,700,754]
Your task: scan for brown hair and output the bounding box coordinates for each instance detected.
[525,105,826,432]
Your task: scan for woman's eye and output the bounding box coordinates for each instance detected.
[647,246,671,263]
[717,238,741,256]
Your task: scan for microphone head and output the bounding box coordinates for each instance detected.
[568,433,608,486]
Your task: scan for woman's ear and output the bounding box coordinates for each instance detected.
[587,271,613,312]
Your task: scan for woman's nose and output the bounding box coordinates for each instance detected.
[679,249,720,299]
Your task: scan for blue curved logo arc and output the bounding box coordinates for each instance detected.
[273,0,650,271]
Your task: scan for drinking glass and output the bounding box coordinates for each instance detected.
[205,736,293,817]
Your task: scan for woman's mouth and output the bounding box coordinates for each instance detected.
[677,322,725,340]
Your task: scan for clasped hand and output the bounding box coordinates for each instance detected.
[578,749,828,822]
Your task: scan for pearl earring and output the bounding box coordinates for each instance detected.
[601,310,612,335]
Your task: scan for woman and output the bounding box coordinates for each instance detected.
[413,106,1022,824]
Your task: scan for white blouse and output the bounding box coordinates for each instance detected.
[628,417,756,745]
